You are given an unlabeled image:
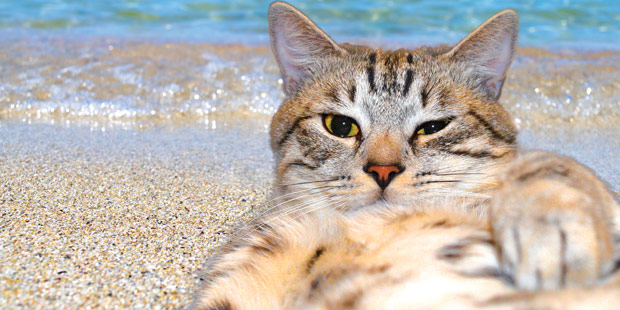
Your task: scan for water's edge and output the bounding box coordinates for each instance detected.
[1,39,618,131]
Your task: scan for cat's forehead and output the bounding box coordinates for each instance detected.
[316,47,457,129]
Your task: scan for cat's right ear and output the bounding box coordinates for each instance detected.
[269,2,347,95]
[442,9,519,101]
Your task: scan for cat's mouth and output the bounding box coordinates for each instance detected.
[363,185,401,206]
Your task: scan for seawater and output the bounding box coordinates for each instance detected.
[0,0,618,48]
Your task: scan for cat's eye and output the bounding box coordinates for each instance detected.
[415,120,450,136]
[323,114,360,138]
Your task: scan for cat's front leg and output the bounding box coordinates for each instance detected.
[490,151,620,290]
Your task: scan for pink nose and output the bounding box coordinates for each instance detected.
[366,165,402,189]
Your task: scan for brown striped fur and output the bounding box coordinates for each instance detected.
[190,2,620,309]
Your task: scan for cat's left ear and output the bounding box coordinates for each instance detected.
[269,2,347,95]
[443,10,519,101]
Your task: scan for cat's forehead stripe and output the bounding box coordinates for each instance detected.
[326,86,341,105]
[402,69,414,96]
[276,115,313,149]
[364,51,422,100]
[367,52,377,92]
[421,81,432,108]
[348,85,356,103]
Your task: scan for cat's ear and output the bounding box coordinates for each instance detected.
[269,1,347,95]
[443,9,519,101]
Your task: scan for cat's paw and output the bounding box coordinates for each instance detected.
[490,152,619,291]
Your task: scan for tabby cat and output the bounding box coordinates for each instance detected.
[190,2,620,309]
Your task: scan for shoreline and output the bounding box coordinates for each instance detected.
[1,39,619,130]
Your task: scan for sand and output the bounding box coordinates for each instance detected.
[1,118,618,309]
[0,121,272,309]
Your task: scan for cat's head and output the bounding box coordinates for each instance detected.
[268,1,519,212]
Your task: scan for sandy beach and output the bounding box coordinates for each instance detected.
[0,121,274,309]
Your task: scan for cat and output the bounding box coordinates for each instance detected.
[190,2,620,309]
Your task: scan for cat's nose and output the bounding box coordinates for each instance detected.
[365,164,403,190]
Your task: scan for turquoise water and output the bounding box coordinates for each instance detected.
[0,0,618,48]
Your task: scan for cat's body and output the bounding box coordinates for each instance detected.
[190,2,620,309]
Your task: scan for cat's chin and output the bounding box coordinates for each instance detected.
[339,190,407,213]
[341,199,414,215]
[380,188,414,205]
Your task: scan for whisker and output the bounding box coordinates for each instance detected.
[285,199,332,225]
[427,190,492,199]
[263,188,332,215]
[432,172,485,176]
[244,187,334,223]
[420,165,497,175]
[410,180,461,186]
[278,178,340,187]
[268,185,335,202]
[244,196,332,238]
[267,195,332,221]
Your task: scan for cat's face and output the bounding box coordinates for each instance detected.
[268,2,519,212]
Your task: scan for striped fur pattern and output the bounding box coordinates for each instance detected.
[190,2,620,309]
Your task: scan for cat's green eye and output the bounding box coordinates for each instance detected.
[416,120,450,136]
[323,114,360,138]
